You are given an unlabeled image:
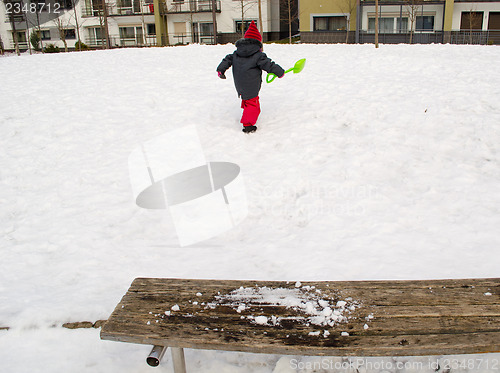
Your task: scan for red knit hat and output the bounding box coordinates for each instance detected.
[244,21,262,42]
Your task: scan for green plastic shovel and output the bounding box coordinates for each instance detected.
[266,58,306,83]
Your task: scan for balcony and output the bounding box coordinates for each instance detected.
[82,0,155,17]
[162,0,220,14]
[3,0,25,22]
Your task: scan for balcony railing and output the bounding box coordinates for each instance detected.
[86,34,157,47]
[163,0,220,14]
[11,40,28,49]
[82,2,154,17]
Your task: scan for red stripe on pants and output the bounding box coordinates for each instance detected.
[240,96,260,126]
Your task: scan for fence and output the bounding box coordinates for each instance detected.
[450,30,500,45]
[168,32,276,45]
[301,30,500,45]
[86,34,157,48]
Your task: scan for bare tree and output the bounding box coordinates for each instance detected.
[257,0,263,32]
[235,0,258,38]
[464,8,483,44]
[17,0,33,54]
[405,0,422,44]
[374,0,379,48]
[90,0,112,48]
[174,4,194,44]
[280,0,299,44]
[53,17,71,52]
[7,1,21,55]
[211,0,218,44]
[101,0,112,48]
[33,1,45,51]
[338,0,357,43]
[138,0,147,46]
[71,0,83,51]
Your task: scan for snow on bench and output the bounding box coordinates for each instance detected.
[100,278,500,372]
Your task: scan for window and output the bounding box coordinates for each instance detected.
[118,0,141,14]
[488,12,500,30]
[40,29,51,40]
[313,16,346,31]
[174,22,186,36]
[14,31,27,43]
[147,23,156,36]
[193,22,214,44]
[57,0,73,9]
[235,20,257,34]
[119,26,144,46]
[460,12,484,30]
[416,16,434,31]
[173,22,187,43]
[397,18,408,32]
[64,29,76,39]
[88,0,104,16]
[120,27,135,39]
[87,27,103,45]
[199,23,213,37]
[368,18,395,33]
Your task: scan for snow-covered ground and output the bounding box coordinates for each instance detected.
[0,43,499,372]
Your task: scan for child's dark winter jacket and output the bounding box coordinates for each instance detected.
[217,38,285,100]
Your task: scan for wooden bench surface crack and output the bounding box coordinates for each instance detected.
[100,278,500,356]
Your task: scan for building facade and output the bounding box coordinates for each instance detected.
[153,0,282,46]
[0,0,281,52]
[300,0,500,44]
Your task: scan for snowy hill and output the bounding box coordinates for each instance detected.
[0,44,499,372]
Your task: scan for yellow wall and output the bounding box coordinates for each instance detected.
[443,0,454,32]
[300,0,358,32]
[154,0,168,46]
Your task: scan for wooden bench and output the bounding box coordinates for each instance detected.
[100,278,500,372]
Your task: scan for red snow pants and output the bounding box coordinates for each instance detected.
[240,96,261,126]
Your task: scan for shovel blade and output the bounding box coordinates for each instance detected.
[292,58,306,74]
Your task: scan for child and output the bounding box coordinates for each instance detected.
[217,21,285,133]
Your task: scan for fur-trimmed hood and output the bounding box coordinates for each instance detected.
[235,38,263,57]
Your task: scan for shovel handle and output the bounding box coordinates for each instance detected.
[266,73,278,83]
[266,67,294,84]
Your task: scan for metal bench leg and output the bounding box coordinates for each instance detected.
[171,347,187,373]
[147,345,167,367]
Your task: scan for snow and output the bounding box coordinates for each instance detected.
[1,43,500,372]
[206,285,360,327]
[254,316,269,325]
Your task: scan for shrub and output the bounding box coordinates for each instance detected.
[75,40,89,51]
[44,43,60,53]
[30,32,41,51]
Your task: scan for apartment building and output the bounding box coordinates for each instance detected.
[300,0,500,44]
[0,0,281,52]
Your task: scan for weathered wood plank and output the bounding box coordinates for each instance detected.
[101,278,500,356]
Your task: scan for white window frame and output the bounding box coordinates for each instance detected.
[119,25,144,46]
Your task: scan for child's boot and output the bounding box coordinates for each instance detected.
[242,125,257,133]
